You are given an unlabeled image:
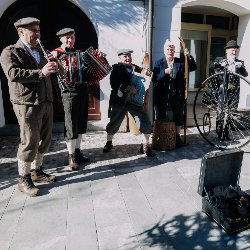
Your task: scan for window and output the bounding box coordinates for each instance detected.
[182,13,203,24]
[206,15,230,29]
[181,29,210,89]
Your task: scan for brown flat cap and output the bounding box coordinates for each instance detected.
[14,17,40,29]
[56,28,75,36]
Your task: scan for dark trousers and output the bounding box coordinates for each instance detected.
[62,85,89,140]
[106,103,152,135]
[155,100,184,126]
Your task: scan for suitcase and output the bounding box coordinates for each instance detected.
[198,148,250,234]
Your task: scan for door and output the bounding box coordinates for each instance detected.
[181,23,212,90]
[0,0,101,123]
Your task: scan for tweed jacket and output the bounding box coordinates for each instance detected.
[0,39,53,105]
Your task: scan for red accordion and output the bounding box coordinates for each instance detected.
[82,47,112,83]
[54,47,112,87]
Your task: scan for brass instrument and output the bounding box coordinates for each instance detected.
[36,39,69,92]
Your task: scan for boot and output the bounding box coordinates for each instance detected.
[103,141,113,153]
[68,153,80,171]
[140,144,155,157]
[216,120,223,141]
[223,124,231,141]
[75,148,90,163]
[31,166,56,183]
[18,174,40,197]
[176,134,185,147]
[139,144,144,154]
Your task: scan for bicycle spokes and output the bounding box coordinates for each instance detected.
[193,71,250,149]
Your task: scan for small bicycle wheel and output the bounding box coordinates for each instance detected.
[203,112,211,136]
[193,71,250,149]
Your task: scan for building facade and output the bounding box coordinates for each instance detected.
[0,0,249,129]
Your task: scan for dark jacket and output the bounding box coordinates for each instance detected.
[109,63,141,106]
[152,55,197,106]
[210,57,248,77]
[0,39,53,105]
[209,57,248,93]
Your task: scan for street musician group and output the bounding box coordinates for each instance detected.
[6,16,245,197]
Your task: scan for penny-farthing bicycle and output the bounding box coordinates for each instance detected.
[193,69,250,150]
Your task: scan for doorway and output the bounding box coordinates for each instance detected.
[0,0,101,123]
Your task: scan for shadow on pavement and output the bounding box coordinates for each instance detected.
[131,214,250,249]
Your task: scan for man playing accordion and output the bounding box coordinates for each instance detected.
[52,28,90,171]
[103,49,155,157]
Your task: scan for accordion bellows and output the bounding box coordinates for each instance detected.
[59,46,112,86]
[82,47,112,84]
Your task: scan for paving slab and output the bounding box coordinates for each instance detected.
[1,129,250,249]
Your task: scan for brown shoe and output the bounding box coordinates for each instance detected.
[75,148,90,163]
[68,153,80,171]
[31,167,56,183]
[140,144,155,157]
[18,174,40,197]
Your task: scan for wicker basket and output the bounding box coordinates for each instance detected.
[152,120,176,150]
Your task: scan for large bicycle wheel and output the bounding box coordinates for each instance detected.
[193,71,250,149]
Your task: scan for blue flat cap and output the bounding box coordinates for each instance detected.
[117,49,133,56]
[56,28,75,36]
[14,17,40,29]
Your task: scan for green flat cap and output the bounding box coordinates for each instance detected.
[56,28,75,36]
[117,49,133,56]
[14,17,40,29]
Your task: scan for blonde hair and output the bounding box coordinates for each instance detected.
[163,39,175,52]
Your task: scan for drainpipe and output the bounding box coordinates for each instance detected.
[148,0,154,121]
[148,0,154,68]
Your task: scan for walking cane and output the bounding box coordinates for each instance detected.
[178,37,189,144]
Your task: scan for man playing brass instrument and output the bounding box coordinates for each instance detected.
[52,28,91,171]
[0,17,57,196]
[103,49,155,157]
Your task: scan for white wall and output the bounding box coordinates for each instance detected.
[73,0,146,129]
[153,0,250,62]
[238,14,250,76]
[0,0,146,128]
[2,0,249,128]
[237,13,250,109]
[152,0,250,114]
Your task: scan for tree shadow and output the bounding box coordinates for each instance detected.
[131,213,250,250]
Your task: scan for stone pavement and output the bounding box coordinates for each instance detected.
[1,128,250,250]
